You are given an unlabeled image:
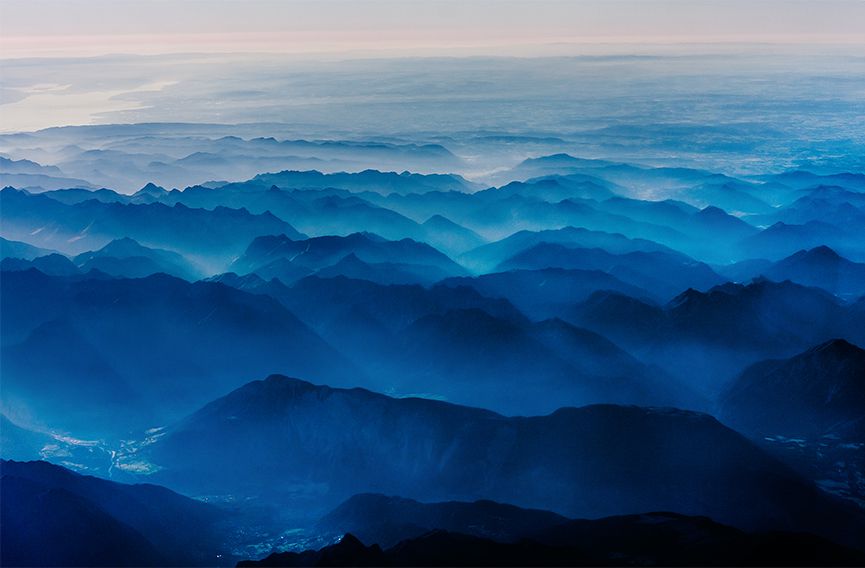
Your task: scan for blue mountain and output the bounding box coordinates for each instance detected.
[141,375,865,548]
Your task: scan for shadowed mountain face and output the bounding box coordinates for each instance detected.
[239,520,865,567]
[721,339,865,439]
[315,494,570,548]
[140,376,864,548]
[2,475,166,567]
[720,246,865,298]
[387,309,693,414]
[0,236,57,260]
[496,244,724,301]
[209,274,691,414]
[0,270,359,436]
[739,221,865,263]
[0,460,229,567]
[566,279,865,395]
[0,253,81,276]
[439,268,648,319]
[459,227,677,272]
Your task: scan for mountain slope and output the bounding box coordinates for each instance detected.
[0,187,301,270]
[240,518,865,567]
[141,376,864,547]
[721,339,865,439]
[498,244,723,300]
[73,237,203,280]
[440,268,648,319]
[763,246,865,297]
[0,236,57,260]
[316,493,569,548]
[0,270,359,436]
[0,459,228,566]
[230,233,465,282]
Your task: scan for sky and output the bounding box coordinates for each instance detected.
[1,0,863,140]
[1,0,865,58]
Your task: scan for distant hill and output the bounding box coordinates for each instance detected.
[439,268,648,319]
[0,187,301,270]
[0,270,359,436]
[251,169,480,195]
[497,244,724,300]
[721,246,865,298]
[230,233,465,284]
[73,237,203,280]
[0,237,58,260]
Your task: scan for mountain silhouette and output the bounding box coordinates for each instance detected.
[1,270,360,436]
[231,233,464,283]
[440,268,647,319]
[497,243,724,300]
[239,518,865,567]
[1,459,228,566]
[0,187,302,271]
[142,376,864,547]
[0,236,57,260]
[745,246,865,297]
[721,339,865,439]
[316,493,569,548]
[73,237,203,280]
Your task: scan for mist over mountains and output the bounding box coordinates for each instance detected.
[2,72,865,565]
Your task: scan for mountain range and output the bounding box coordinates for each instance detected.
[3,141,865,567]
[138,375,864,548]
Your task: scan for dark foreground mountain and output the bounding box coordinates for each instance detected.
[721,339,865,439]
[141,376,864,548]
[0,460,229,566]
[239,519,865,567]
[316,493,568,548]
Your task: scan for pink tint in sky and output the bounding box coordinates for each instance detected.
[1,0,864,58]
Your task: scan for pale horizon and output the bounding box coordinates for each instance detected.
[2,0,865,59]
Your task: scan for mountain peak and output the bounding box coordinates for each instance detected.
[698,205,728,216]
[135,182,167,196]
[801,245,841,260]
[89,236,149,257]
[810,338,863,358]
[423,214,457,227]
